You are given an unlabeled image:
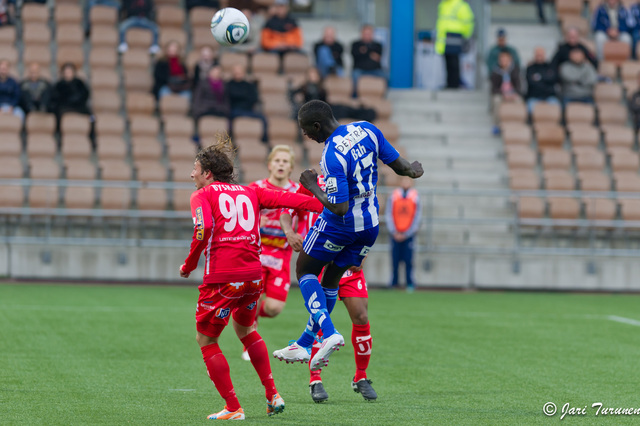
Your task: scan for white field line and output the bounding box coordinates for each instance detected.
[606,315,640,327]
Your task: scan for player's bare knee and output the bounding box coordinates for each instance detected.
[264,299,285,317]
[352,310,368,325]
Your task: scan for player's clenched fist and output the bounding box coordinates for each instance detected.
[300,169,319,190]
[179,264,190,278]
[411,161,424,179]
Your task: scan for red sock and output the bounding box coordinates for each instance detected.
[257,300,273,318]
[352,323,372,382]
[308,330,322,384]
[240,331,277,399]
[201,343,241,411]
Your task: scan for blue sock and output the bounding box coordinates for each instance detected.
[298,274,336,338]
[296,287,339,348]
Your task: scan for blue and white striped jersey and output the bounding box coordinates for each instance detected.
[318,121,400,232]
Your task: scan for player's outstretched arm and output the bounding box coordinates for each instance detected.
[255,186,324,213]
[387,157,424,179]
[300,169,349,216]
[180,193,213,278]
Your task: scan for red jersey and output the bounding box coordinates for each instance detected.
[289,176,326,236]
[249,178,300,254]
[182,182,323,284]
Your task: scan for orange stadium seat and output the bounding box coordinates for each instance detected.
[532,102,561,125]
[61,113,91,136]
[574,147,605,171]
[0,45,18,65]
[64,159,97,180]
[23,23,50,45]
[548,197,580,220]
[0,26,16,45]
[614,172,640,192]
[170,160,197,182]
[136,188,168,210]
[90,6,118,26]
[100,160,133,181]
[541,148,572,171]
[22,45,51,68]
[620,199,640,221]
[164,115,194,138]
[28,185,59,209]
[506,146,537,169]
[173,188,193,211]
[100,187,132,210]
[325,76,352,99]
[56,25,84,47]
[603,126,634,149]
[156,5,185,29]
[256,74,288,95]
[126,28,153,50]
[518,197,545,219]
[598,103,628,126]
[235,138,269,163]
[0,133,20,157]
[603,40,630,66]
[268,117,299,143]
[26,134,57,158]
[96,135,128,161]
[192,27,220,51]
[90,67,119,90]
[509,170,540,191]
[64,186,96,210]
[0,185,24,207]
[594,82,623,103]
[129,116,160,137]
[502,124,532,146]
[583,197,616,222]
[135,160,169,182]
[29,158,61,180]
[94,113,125,137]
[232,117,263,140]
[598,61,617,80]
[262,93,293,118]
[498,102,527,124]
[544,170,575,190]
[22,3,48,23]
[126,92,156,116]
[220,52,250,73]
[91,90,121,114]
[565,102,595,126]
[579,171,611,191]
[56,46,84,69]
[90,25,118,48]
[189,7,217,28]
[159,28,188,51]
[198,116,228,136]
[61,134,92,159]
[610,149,639,173]
[568,125,600,148]
[54,3,82,25]
[0,158,24,179]
[122,49,151,70]
[252,52,280,75]
[621,60,640,82]
[159,94,190,117]
[166,137,198,162]
[0,114,22,133]
[123,69,153,92]
[283,53,311,76]
[131,136,163,162]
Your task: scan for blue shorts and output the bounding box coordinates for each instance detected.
[302,216,379,268]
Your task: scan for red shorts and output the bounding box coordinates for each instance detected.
[260,252,291,302]
[318,269,369,299]
[195,280,263,338]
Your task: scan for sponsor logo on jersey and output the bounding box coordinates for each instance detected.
[354,189,374,199]
[323,240,344,252]
[195,207,204,241]
[260,254,284,270]
[260,235,287,248]
[246,301,257,310]
[215,308,230,319]
[325,177,338,194]
[334,125,367,154]
[359,246,371,256]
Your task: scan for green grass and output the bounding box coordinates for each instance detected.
[1,284,640,425]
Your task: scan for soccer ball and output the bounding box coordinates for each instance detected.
[210,8,250,47]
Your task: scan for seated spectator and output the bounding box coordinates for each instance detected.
[192,46,217,89]
[260,0,303,63]
[192,65,230,120]
[152,40,191,101]
[559,48,598,104]
[314,26,345,78]
[486,28,521,74]
[49,62,92,118]
[629,71,640,129]
[525,47,559,113]
[117,0,160,55]
[592,0,633,61]
[0,0,16,26]
[0,59,23,120]
[227,64,268,143]
[84,0,120,35]
[185,0,220,10]
[19,62,52,115]
[290,66,327,116]
[550,27,598,71]
[351,24,385,97]
[490,51,521,134]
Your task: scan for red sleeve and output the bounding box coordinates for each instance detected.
[283,184,314,223]
[255,186,323,212]
[182,191,214,274]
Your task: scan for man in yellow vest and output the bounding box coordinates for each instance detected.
[435,0,475,88]
[385,177,422,291]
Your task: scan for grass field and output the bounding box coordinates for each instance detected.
[1,283,640,425]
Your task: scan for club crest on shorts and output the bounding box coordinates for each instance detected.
[215,308,230,319]
[323,240,344,252]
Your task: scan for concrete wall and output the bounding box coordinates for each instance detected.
[6,244,639,291]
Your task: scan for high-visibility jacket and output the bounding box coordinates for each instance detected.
[385,188,421,237]
[435,0,475,55]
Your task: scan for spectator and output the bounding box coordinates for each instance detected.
[628,71,640,129]
[19,62,52,115]
[260,0,303,62]
[592,0,633,61]
[351,24,385,96]
[290,66,326,116]
[536,0,546,24]
[559,48,598,104]
[84,0,119,35]
[486,28,521,73]
[192,65,230,120]
[117,0,160,55]
[525,47,559,113]
[185,0,220,10]
[314,26,345,78]
[227,64,268,143]
[49,62,92,118]
[192,46,217,89]
[228,8,264,54]
[435,0,475,89]
[550,27,598,71]
[385,177,422,292]
[0,59,23,120]
[490,51,521,134]
[0,0,15,26]
[629,1,640,59]
[152,40,191,101]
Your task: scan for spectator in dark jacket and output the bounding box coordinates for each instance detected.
[592,0,633,61]
[628,71,640,129]
[525,47,559,113]
[486,28,521,73]
[152,40,191,100]
[351,24,385,97]
[192,65,230,120]
[551,27,598,71]
[490,51,521,134]
[118,0,160,54]
[49,62,92,117]
[0,0,16,26]
[290,66,326,117]
[191,46,217,90]
[227,64,268,143]
[314,26,344,78]
[0,59,24,120]
[19,62,52,115]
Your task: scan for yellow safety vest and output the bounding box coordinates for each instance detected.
[435,0,475,55]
